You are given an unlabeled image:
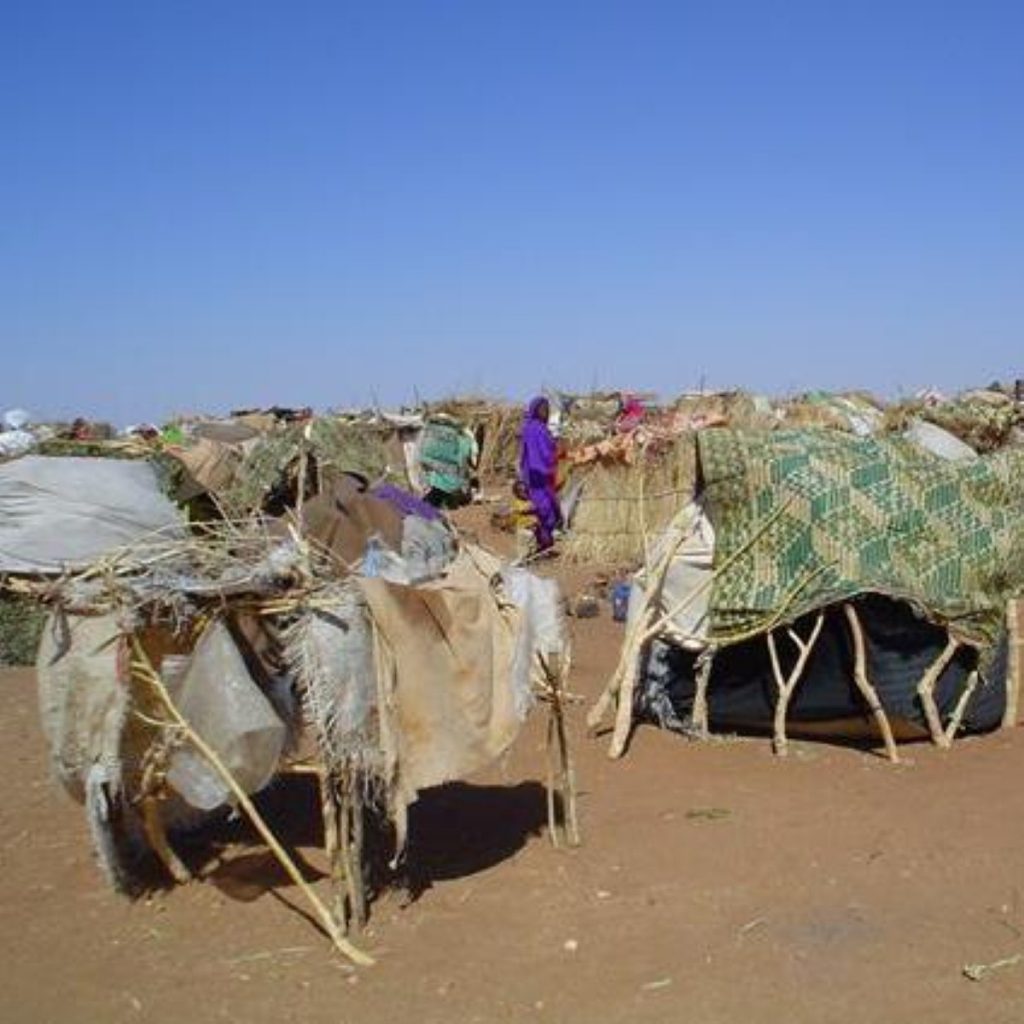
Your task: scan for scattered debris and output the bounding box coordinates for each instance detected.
[641,978,673,991]
[685,807,731,821]
[963,953,1023,982]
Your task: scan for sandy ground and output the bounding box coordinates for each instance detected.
[4,534,1024,1023]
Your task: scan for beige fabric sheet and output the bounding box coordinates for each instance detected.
[358,547,525,842]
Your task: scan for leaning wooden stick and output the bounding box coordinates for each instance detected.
[944,669,980,746]
[915,636,960,747]
[600,501,797,758]
[586,512,687,733]
[843,604,900,763]
[767,610,826,756]
[130,637,374,966]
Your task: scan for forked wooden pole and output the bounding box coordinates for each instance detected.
[542,652,580,849]
[843,604,900,764]
[766,610,825,756]
[915,636,960,748]
[130,637,374,966]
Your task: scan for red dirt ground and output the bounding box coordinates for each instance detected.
[4,532,1024,1022]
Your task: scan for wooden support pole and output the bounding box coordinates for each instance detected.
[592,500,795,758]
[944,670,980,746]
[1004,599,1023,729]
[915,636,960,748]
[556,705,581,848]
[766,611,825,757]
[690,649,716,739]
[843,604,900,764]
[542,652,580,849]
[545,713,561,849]
[130,637,373,966]
[339,771,367,930]
[140,794,193,885]
[317,764,346,925]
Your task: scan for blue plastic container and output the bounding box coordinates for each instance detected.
[611,581,631,622]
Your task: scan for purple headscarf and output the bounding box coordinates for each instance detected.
[371,483,442,522]
[519,396,561,549]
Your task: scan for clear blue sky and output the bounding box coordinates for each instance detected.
[3,1,1022,424]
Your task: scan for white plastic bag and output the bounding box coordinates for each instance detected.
[166,621,286,810]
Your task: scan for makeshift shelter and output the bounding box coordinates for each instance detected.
[418,415,478,502]
[420,397,522,480]
[26,494,574,964]
[590,428,1024,760]
[561,437,697,564]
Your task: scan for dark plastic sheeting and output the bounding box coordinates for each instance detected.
[636,595,1007,739]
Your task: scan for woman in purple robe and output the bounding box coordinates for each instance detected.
[519,396,562,551]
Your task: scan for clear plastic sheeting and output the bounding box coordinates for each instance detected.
[165,620,286,811]
[400,516,456,584]
[0,456,184,573]
[360,518,456,586]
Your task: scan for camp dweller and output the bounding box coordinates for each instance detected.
[616,393,645,432]
[519,396,562,552]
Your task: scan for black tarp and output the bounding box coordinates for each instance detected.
[636,595,1007,741]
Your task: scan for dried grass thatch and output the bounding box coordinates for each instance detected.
[563,435,698,565]
[219,418,405,516]
[478,404,522,478]
[883,395,1024,453]
[671,391,777,431]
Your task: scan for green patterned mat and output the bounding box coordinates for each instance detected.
[700,429,1024,650]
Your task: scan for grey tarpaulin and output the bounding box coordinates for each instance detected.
[0,456,184,573]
